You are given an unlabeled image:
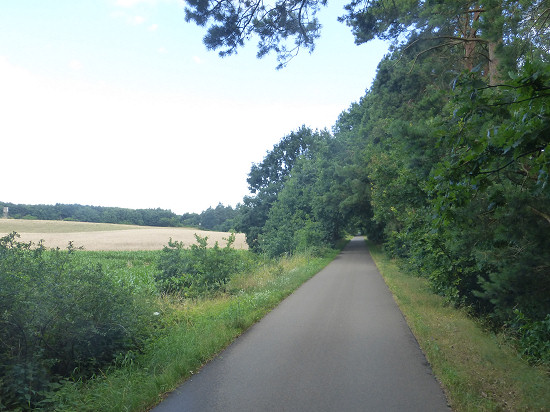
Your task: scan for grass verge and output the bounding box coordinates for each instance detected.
[52,248,341,411]
[367,240,550,412]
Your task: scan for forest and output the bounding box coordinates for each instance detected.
[0,202,238,232]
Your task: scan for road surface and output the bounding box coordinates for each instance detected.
[153,237,450,411]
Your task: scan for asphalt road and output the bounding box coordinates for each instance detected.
[153,237,450,411]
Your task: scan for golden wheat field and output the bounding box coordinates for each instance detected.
[0,219,248,251]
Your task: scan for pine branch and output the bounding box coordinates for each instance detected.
[529,206,550,225]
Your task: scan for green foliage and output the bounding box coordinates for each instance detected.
[0,233,155,410]
[48,249,338,411]
[183,0,327,68]
[512,310,550,366]
[70,250,159,295]
[197,203,238,231]
[0,202,239,231]
[237,126,324,249]
[0,202,181,227]
[424,60,550,324]
[155,233,253,296]
[185,0,550,365]
[369,239,550,411]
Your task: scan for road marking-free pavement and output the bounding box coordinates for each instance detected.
[153,237,450,411]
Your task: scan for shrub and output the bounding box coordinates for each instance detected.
[512,310,550,366]
[0,233,154,410]
[155,233,248,296]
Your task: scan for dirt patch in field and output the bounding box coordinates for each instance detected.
[0,220,247,251]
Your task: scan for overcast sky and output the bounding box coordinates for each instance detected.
[0,0,388,214]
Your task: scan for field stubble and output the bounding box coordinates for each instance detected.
[0,219,247,250]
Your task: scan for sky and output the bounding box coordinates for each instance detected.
[0,0,388,215]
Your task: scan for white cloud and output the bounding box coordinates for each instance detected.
[0,56,346,214]
[192,56,202,64]
[69,59,83,70]
[132,15,145,25]
[148,23,158,31]
[115,0,149,7]
[110,11,147,26]
[114,0,175,7]
[158,46,167,54]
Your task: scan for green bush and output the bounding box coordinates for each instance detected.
[512,310,550,366]
[0,233,155,410]
[155,233,252,296]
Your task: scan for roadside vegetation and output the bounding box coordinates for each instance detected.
[0,231,341,411]
[368,241,550,411]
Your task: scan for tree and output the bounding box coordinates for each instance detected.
[199,203,238,231]
[247,125,320,194]
[259,135,345,256]
[184,0,328,68]
[237,126,322,249]
[186,1,550,83]
[426,58,550,321]
[342,1,516,84]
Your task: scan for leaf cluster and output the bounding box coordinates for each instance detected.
[184,0,326,68]
[155,233,255,296]
[0,233,155,410]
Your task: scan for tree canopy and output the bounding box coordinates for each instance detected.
[185,1,550,73]
[184,0,327,68]
[228,1,550,363]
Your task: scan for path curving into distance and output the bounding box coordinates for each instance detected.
[153,237,450,411]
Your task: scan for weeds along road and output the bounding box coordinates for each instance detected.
[153,237,450,412]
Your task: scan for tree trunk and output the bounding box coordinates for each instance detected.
[488,40,500,85]
[463,9,481,72]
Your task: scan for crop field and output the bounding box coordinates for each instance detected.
[0,219,248,250]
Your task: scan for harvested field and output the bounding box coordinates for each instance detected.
[0,219,248,251]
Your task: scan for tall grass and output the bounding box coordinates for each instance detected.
[71,250,159,293]
[367,240,550,412]
[52,249,340,411]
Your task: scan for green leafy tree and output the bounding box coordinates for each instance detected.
[259,158,321,256]
[199,203,238,231]
[427,59,550,321]
[237,126,322,249]
[184,0,327,68]
[342,1,550,83]
[184,1,549,79]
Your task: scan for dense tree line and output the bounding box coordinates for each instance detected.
[0,202,238,231]
[223,1,549,363]
[181,203,239,231]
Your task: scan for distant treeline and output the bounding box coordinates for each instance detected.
[0,201,238,232]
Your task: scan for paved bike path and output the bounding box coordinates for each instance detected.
[153,237,450,411]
